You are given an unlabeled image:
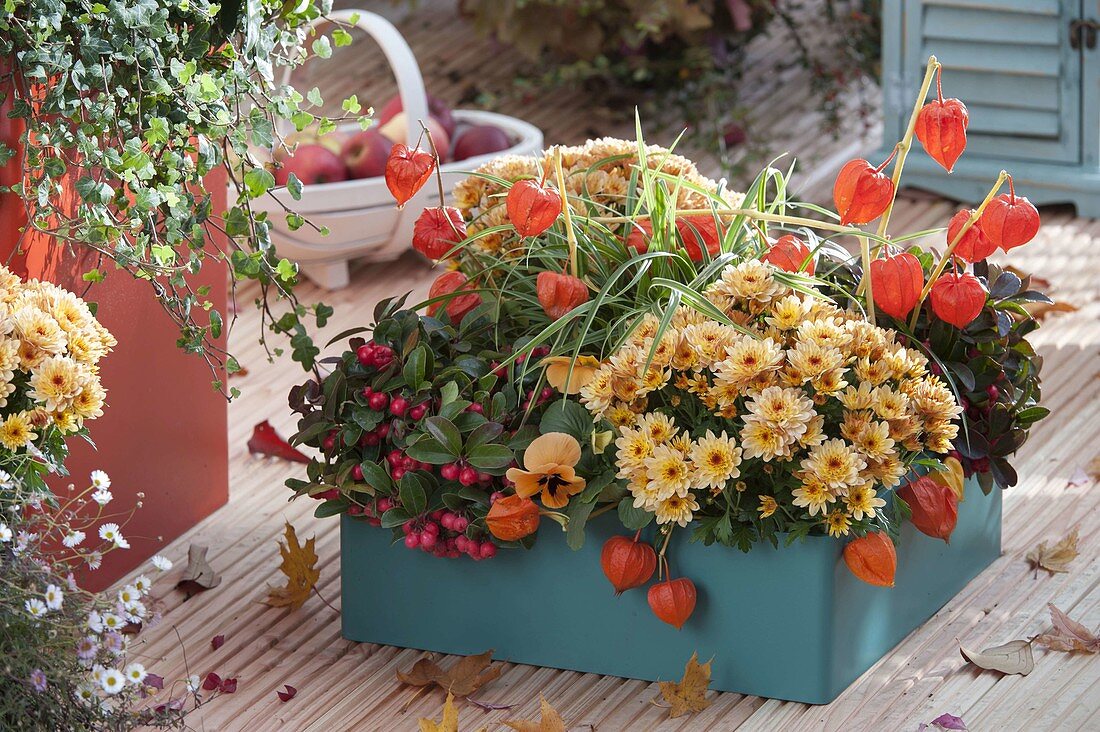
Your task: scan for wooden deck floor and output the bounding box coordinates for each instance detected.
[125,3,1100,730]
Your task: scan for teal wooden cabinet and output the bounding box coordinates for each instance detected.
[880,0,1100,216]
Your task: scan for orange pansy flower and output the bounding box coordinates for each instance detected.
[541,355,601,395]
[506,432,586,509]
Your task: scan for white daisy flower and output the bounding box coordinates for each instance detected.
[25,598,47,618]
[117,585,139,606]
[132,575,151,594]
[90,470,111,490]
[87,611,104,633]
[151,555,172,572]
[0,523,10,542]
[90,665,106,684]
[0,470,11,488]
[186,674,201,694]
[100,669,125,695]
[123,662,146,685]
[85,552,102,570]
[97,523,128,549]
[43,584,64,610]
[122,600,146,623]
[62,530,86,548]
[100,612,124,632]
[91,489,112,506]
[74,682,97,705]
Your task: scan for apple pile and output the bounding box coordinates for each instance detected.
[272,93,514,187]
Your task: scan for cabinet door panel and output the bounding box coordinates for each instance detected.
[904,0,1082,164]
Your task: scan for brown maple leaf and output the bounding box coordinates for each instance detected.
[656,652,712,718]
[1026,527,1079,576]
[1035,603,1100,654]
[264,522,322,610]
[176,544,221,597]
[397,650,502,698]
[418,692,460,732]
[503,695,567,732]
[1022,300,1078,321]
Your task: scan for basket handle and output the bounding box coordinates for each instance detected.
[281,9,429,149]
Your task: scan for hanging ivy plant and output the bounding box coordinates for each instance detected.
[0,0,367,396]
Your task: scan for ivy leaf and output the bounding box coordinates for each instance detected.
[503,694,567,731]
[1026,527,1079,576]
[311,36,332,59]
[959,639,1034,676]
[264,522,321,611]
[396,650,501,698]
[657,652,712,718]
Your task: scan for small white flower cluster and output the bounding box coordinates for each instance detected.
[74,553,170,702]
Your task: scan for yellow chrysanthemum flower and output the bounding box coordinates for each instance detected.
[643,443,693,500]
[757,495,779,518]
[638,412,677,445]
[800,439,866,491]
[824,509,852,537]
[845,484,887,520]
[0,412,36,450]
[29,355,84,412]
[654,492,700,527]
[689,430,743,490]
[791,480,834,517]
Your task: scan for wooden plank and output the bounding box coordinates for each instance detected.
[124,1,1100,729]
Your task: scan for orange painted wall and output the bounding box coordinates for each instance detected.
[0,82,229,590]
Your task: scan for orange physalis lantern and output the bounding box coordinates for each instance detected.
[384,144,436,207]
[869,251,924,320]
[647,576,696,629]
[506,179,561,238]
[412,206,466,260]
[536,271,588,320]
[946,209,996,263]
[843,531,897,587]
[832,156,895,226]
[979,178,1040,252]
[898,475,959,543]
[624,215,721,262]
[914,69,969,173]
[600,534,657,595]
[485,495,540,541]
[930,271,986,329]
[762,234,815,274]
[427,271,481,324]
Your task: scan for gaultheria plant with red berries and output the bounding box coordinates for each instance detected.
[287,58,1052,627]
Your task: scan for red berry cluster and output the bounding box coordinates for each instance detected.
[401,509,497,560]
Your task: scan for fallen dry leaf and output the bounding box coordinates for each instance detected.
[1066,467,1092,488]
[959,639,1034,676]
[657,652,712,718]
[264,522,321,611]
[1035,603,1100,654]
[277,684,297,702]
[419,692,459,732]
[397,650,502,698]
[248,420,310,463]
[924,713,968,730]
[503,694,567,732]
[176,544,221,596]
[1022,300,1078,321]
[1026,527,1080,576]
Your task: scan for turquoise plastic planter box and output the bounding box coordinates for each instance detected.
[341,478,1001,704]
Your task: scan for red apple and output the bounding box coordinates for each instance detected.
[379,93,456,139]
[452,125,511,162]
[379,113,450,160]
[341,129,393,179]
[274,144,348,186]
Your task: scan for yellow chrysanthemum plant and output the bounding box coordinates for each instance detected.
[408,131,968,566]
[0,265,113,496]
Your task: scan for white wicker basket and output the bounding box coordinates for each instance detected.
[254,9,543,290]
